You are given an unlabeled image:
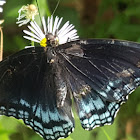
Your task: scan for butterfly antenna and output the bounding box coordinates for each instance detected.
[35,0,43,27]
[52,0,61,16]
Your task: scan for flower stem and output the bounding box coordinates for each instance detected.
[101,127,112,140]
[31,40,34,46]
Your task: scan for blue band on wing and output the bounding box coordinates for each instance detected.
[74,89,121,130]
[0,101,74,140]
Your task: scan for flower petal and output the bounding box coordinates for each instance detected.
[27,25,42,40]
[30,21,45,39]
[49,16,53,33]
[53,16,59,35]
[23,30,41,41]
[25,46,35,49]
[23,36,40,43]
[58,21,70,35]
[42,17,47,34]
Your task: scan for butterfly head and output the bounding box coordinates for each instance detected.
[45,33,59,47]
[40,33,59,48]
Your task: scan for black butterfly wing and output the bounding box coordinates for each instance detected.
[1,39,140,138]
[57,39,140,130]
[0,47,74,140]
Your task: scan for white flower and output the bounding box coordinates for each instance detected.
[23,16,79,47]
[0,0,6,13]
[16,4,38,27]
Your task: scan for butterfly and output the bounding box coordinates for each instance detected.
[0,15,140,140]
[0,38,140,139]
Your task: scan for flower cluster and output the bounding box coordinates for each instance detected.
[16,4,38,27]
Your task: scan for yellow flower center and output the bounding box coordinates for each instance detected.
[40,38,47,47]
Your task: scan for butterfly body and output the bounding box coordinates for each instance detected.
[0,39,140,139]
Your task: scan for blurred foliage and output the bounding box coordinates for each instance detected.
[0,0,140,140]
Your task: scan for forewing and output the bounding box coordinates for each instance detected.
[57,39,140,129]
[0,47,74,140]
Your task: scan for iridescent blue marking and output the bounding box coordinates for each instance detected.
[35,105,41,118]
[99,91,107,98]
[100,114,105,120]
[95,120,100,124]
[9,108,16,112]
[24,111,29,116]
[44,128,53,135]
[115,104,119,109]
[109,81,114,87]
[80,98,91,114]
[48,110,60,121]
[18,110,24,117]
[105,112,110,117]
[107,117,112,122]
[41,109,50,123]
[105,85,111,92]
[60,132,65,136]
[54,132,59,138]
[50,136,55,139]
[94,114,99,120]
[79,111,85,118]
[89,116,94,124]
[91,121,95,127]
[94,97,105,110]
[102,119,106,123]
[34,120,43,130]
[19,99,30,108]
[83,119,88,125]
